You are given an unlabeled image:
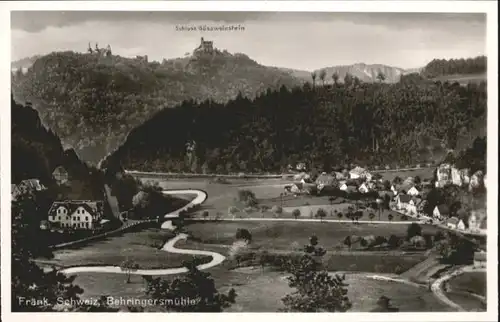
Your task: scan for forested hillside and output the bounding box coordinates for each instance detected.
[421,56,486,78]
[103,79,487,174]
[11,95,103,199]
[11,50,302,164]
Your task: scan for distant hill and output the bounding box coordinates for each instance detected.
[278,63,421,84]
[312,63,413,83]
[11,45,303,164]
[11,55,41,70]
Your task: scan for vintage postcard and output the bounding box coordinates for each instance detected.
[1,1,498,322]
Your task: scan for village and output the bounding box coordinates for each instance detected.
[281,163,487,237]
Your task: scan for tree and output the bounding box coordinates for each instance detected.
[332,72,340,86]
[145,259,237,312]
[329,196,335,205]
[344,73,353,87]
[343,236,352,250]
[387,235,400,249]
[311,72,317,88]
[292,209,301,220]
[406,223,422,240]
[337,212,343,220]
[414,176,422,185]
[369,212,375,222]
[271,205,283,216]
[319,69,327,87]
[387,214,394,222]
[235,228,252,243]
[228,206,239,217]
[121,259,140,284]
[202,210,209,220]
[392,176,403,185]
[316,208,327,222]
[282,237,351,312]
[376,71,386,83]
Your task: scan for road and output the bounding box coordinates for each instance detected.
[60,189,222,276]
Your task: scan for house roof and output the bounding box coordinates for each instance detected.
[52,165,68,175]
[398,195,411,203]
[410,197,422,204]
[474,252,486,262]
[48,200,103,217]
[315,174,336,186]
[345,186,358,193]
[436,204,450,215]
[350,166,367,175]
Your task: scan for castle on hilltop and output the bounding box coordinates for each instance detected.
[194,37,214,54]
[87,42,112,57]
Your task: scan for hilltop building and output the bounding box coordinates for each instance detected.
[194,37,214,54]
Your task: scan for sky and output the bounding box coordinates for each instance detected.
[11,11,486,70]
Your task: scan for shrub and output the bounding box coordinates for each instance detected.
[292,209,301,219]
[271,205,283,214]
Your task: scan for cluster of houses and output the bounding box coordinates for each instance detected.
[11,165,107,231]
[435,163,486,191]
[285,163,487,235]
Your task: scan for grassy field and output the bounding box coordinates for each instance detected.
[448,271,486,297]
[41,228,209,269]
[185,221,439,251]
[70,268,453,312]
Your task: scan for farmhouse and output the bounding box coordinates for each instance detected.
[358,182,370,194]
[406,186,420,196]
[53,165,69,185]
[473,251,486,268]
[395,194,411,211]
[445,217,459,229]
[11,179,46,200]
[407,198,422,216]
[48,200,104,229]
[315,173,337,191]
[433,204,450,220]
[349,166,372,181]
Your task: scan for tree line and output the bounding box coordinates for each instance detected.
[104,77,486,174]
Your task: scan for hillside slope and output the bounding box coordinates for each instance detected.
[11,94,104,200]
[103,79,486,174]
[11,49,303,164]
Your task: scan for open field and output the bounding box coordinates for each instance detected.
[444,291,486,312]
[39,228,209,269]
[70,268,453,312]
[184,221,440,251]
[448,271,486,297]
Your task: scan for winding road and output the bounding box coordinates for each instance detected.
[60,189,225,276]
[58,185,480,311]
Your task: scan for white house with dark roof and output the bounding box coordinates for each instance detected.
[358,182,370,194]
[48,200,104,229]
[349,166,372,181]
[395,194,411,210]
[433,204,450,220]
[406,186,420,196]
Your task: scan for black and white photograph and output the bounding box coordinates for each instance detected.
[1,1,498,320]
